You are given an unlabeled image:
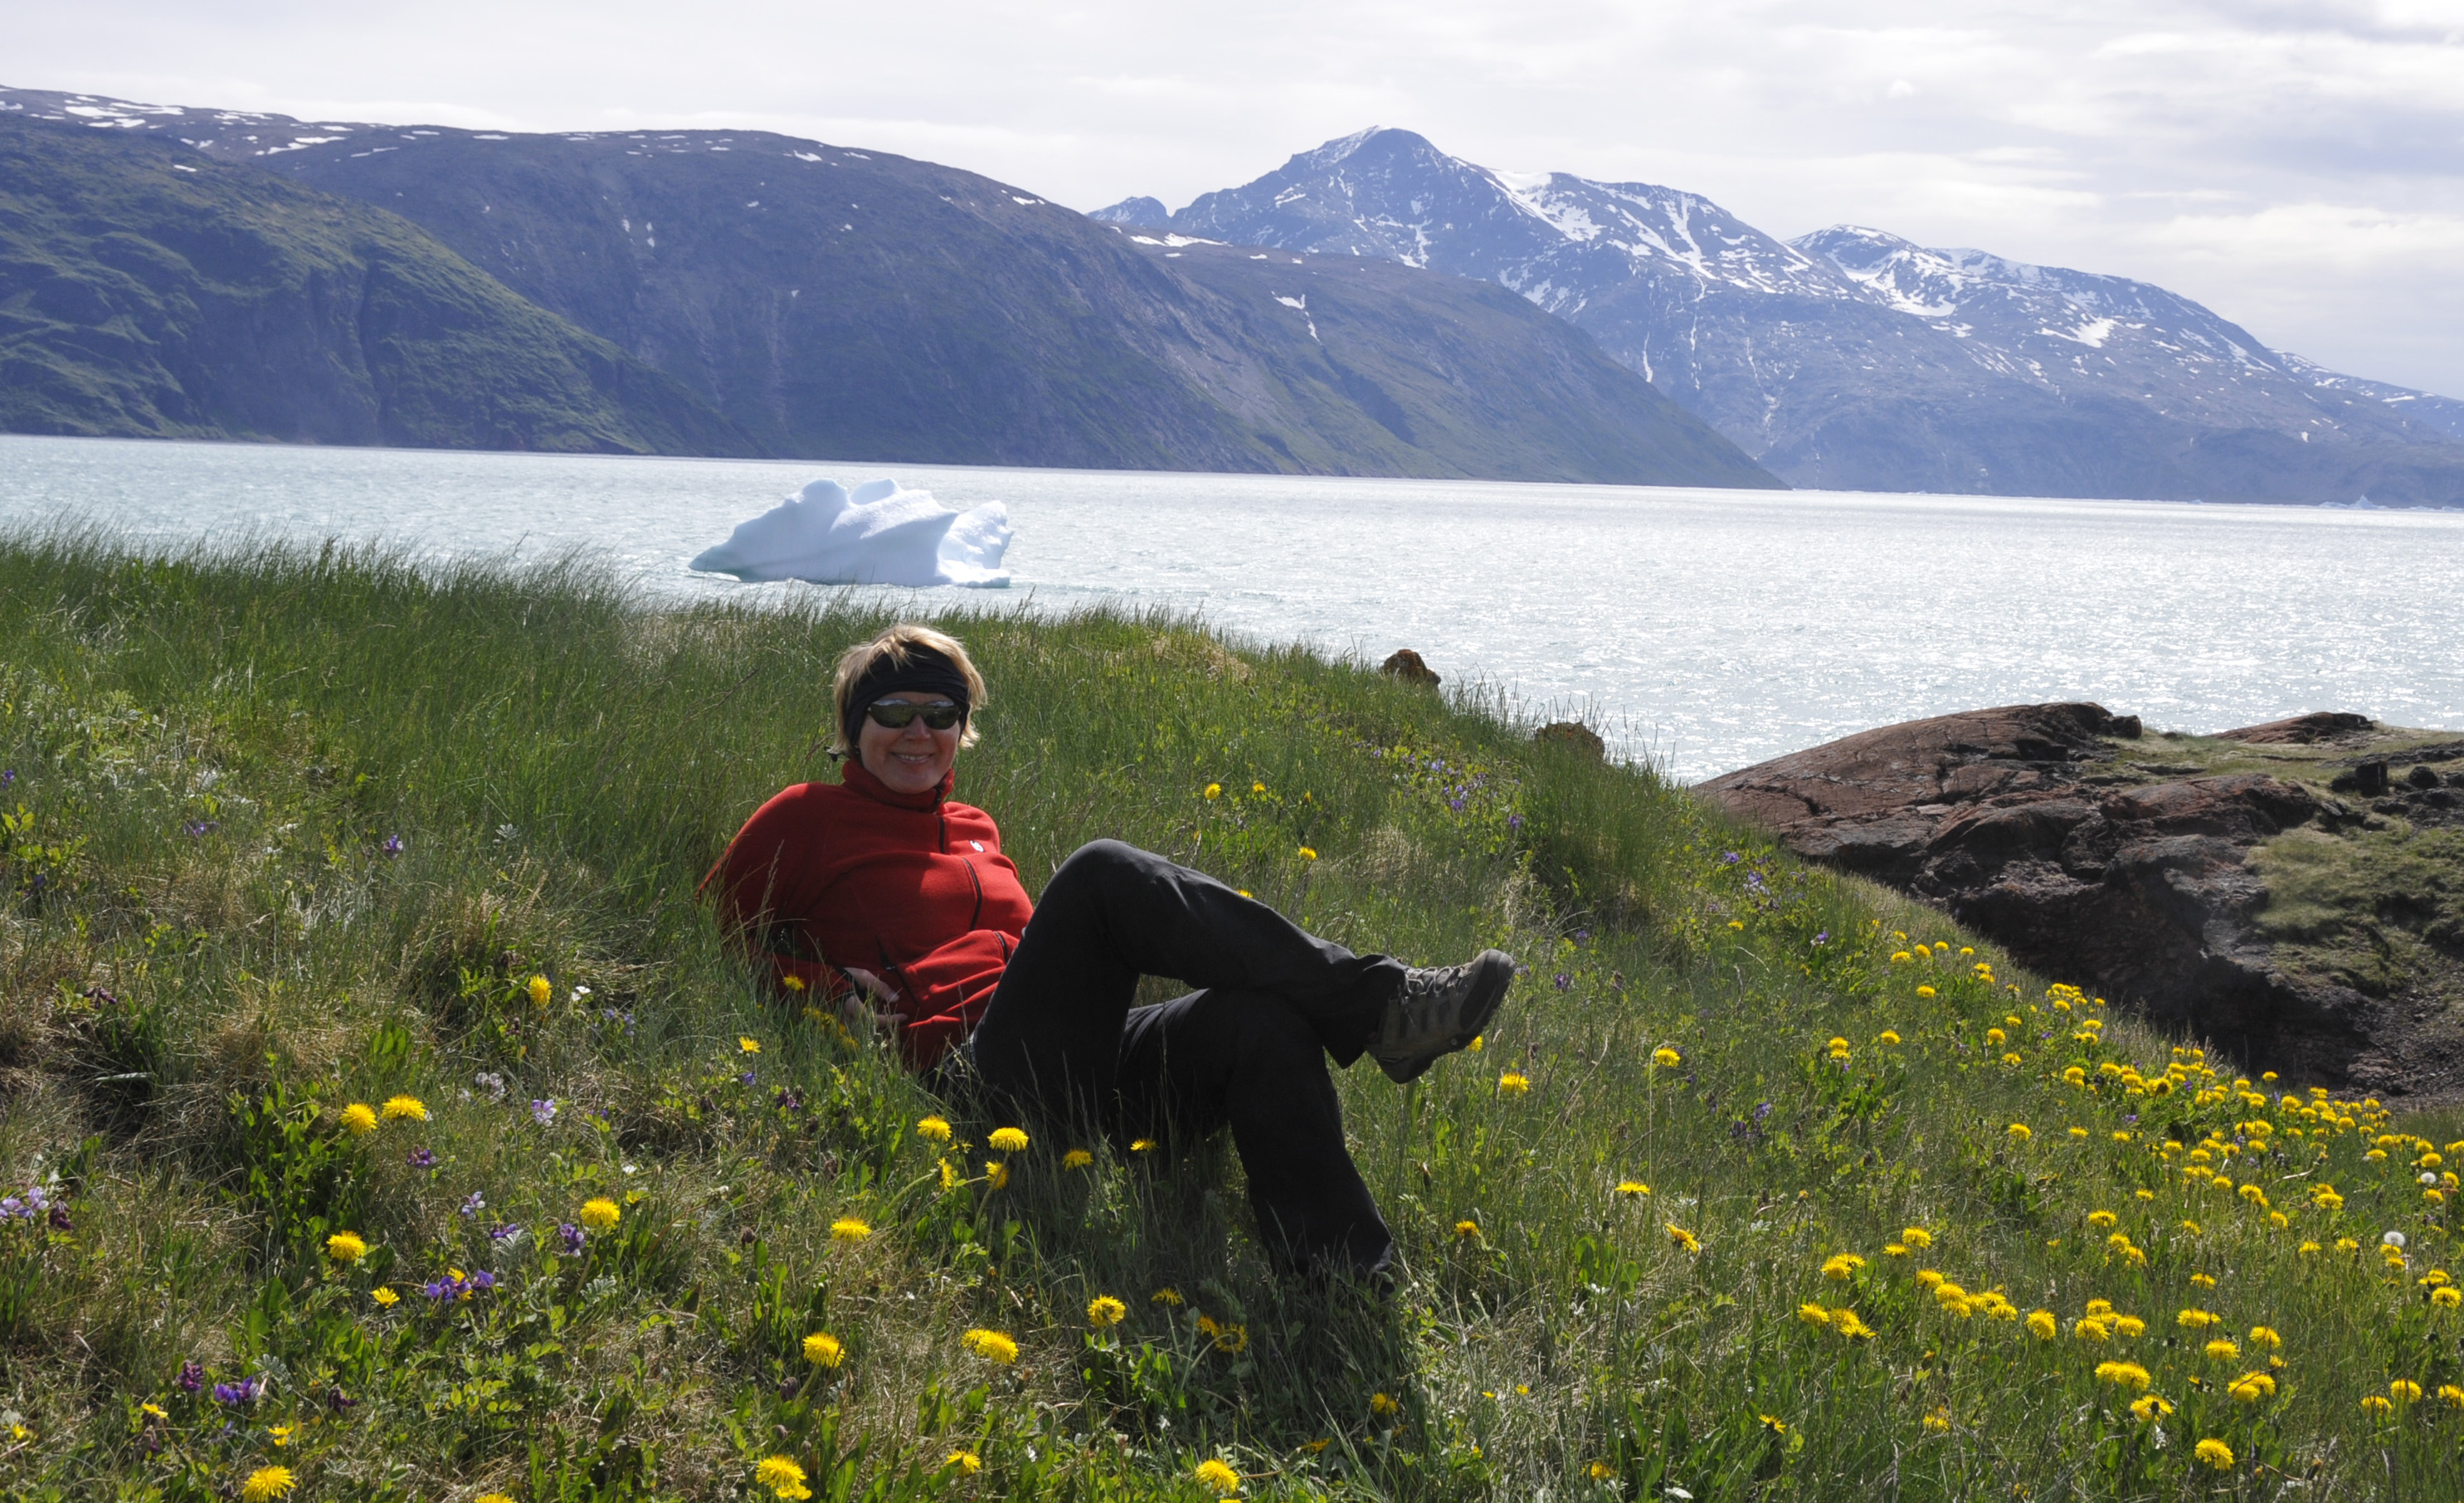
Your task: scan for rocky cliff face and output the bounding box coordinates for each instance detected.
[1703,704,2464,1098]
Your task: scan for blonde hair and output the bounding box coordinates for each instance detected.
[829,623,987,757]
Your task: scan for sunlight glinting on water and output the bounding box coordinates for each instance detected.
[4,435,2458,781]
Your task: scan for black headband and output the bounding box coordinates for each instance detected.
[840,646,970,752]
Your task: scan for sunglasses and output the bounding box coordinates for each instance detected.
[864,699,965,731]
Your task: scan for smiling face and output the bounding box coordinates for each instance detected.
[856,691,964,795]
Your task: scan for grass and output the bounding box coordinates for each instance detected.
[3,533,2464,1501]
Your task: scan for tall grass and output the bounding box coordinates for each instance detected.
[1,533,2457,1501]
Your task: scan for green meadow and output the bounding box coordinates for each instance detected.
[2,536,2460,1501]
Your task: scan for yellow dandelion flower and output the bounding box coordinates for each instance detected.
[577,1197,621,1231]
[2440,1384,2464,1408]
[988,1126,1030,1154]
[2116,1316,2146,1338]
[1088,1296,1127,1328]
[755,1455,811,1500]
[2362,1395,2394,1416]
[1902,1227,1932,1249]
[2087,1210,2117,1228]
[1195,1458,1242,1496]
[1370,1392,1401,1416]
[267,1424,295,1447]
[372,1286,400,1306]
[1916,985,1936,999]
[340,1102,378,1134]
[1879,1030,1902,1045]
[2435,1287,2462,1309]
[916,1116,952,1142]
[2130,1394,2174,1422]
[2247,1325,2281,1349]
[2007,1123,2031,1142]
[1298,846,1317,861]
[528,975,552,1006]
[1821,1252,1866,1281]
[1455,1219,1481,1240]
[961,1328,1019,1364]
[985,1160,1010,1189]
[1922,1407,1951,1433]
[2026,1309,2057,1339]
[1615,1180,1650,1198]
[1204,783,1222,800]
[1152,1287,1183,1306]
[380,1094,428,1122]
[803,1332,845,1367]
[1652,1047,1682,1067]
[938,1158,961,1191]
[1589,1460,1616,1480]
[945,1451,983,1474]
[2093,1360,2151,1391]
[1063,1149,1093,1170]
[240,1467,298,1501]
[2204,1339,2240,1362]
[738,1036,762,1054]
[1797,1301,1833,1326]
[830,1217,871,1243]
[2393,1379,2424,1403]
[782,974,806,992]
[141,1403,167,1420]
[326,1230,369,1263]
[1131,1137,1157,1154]
[1667,1224,1701,1254]
[2073,1317,2111,1342]
[1497,1071,1531,1096]
[1833,1310,1875,1340]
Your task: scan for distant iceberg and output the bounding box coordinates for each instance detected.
[689,479,1011,586]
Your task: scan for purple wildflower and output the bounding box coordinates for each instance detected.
[47,1204,69,1232]
[407,1147,436,1170]
[0,770,12,788]
[421,1277,456,1301]
[1754,1101,1774,1121]
[1507,814,1523,831]
[1812,931,1829,946]
[177,1361,202,1394]
[212,1376,261,1406]
[488,1223,522,1244]
[773,1087,802,1112]
[381,834,404,857]
[469,1270,496,1290]
[459,1191,485,1218]
[1572,929,1590,944]
[1552,973,1571,991]
[738,1070,757,1087]
[1722,851,1741,864]
[558,1223,586,1256]
[531,1097,557,1126]
[183,820,219,838]
[1448,795,1466,812]
[328,1388,356,1412]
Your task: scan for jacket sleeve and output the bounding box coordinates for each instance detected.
[701,788,847,1002]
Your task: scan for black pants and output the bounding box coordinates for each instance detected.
[967,839,1405,1277]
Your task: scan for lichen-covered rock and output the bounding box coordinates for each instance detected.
[1703,704,2464,1099]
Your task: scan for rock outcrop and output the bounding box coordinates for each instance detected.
[1703,703,2464,1098]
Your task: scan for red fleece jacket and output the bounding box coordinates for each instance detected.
[699,761,1033,1070]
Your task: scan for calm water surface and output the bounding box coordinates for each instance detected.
[4,435,2459,781]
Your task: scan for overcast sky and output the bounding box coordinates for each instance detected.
[13,1,2464,396]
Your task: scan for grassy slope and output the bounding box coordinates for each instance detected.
[0,119,749,455]
[2,539,2462,1501]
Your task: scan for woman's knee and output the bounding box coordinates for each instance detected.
[1045,839,1155,901]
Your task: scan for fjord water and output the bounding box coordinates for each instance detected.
[5,434,2458,781]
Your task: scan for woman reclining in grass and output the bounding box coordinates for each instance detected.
[702,623,1512,1282]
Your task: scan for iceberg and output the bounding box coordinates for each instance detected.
[688,479,1012,586]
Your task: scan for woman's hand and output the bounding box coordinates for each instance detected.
[838,968,901,1034]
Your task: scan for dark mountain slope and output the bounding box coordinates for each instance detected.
[1162,127,2464,506]
[1117,235,1775,485]
[0,90,1779,486]
[0,114,747,454]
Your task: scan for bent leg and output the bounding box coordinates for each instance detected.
[971,839,1402,1118]
[1114,988,1394,1280]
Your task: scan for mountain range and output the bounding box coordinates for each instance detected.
[1103,128,2464,506]
[0,89,1775,489]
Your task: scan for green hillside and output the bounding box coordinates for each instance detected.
[0,117,751,455]
[2,538,2457,1501]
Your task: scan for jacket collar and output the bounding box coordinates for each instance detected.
[840,757,954,811]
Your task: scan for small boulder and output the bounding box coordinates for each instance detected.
[2408,763,2442,790]
[1379,649,1440,687]
[2330,760,2391,796]
[1535,722,1605,758]
[2220,712,2374,745]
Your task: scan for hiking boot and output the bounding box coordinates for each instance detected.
[1370,950,1514,1083]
